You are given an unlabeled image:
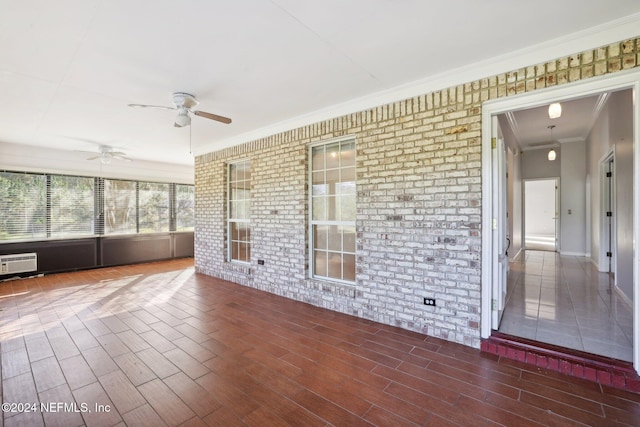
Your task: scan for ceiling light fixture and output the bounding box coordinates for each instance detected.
[547,125,557,161]
[174,108,191,127]
[548,102,562,119]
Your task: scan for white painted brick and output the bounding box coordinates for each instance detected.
[195,37,639,351]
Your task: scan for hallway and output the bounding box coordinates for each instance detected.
[498,250,633,362]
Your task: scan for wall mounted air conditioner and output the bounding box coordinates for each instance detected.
[0,253,38,275]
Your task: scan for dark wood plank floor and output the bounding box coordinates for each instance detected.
[1,259,639,426]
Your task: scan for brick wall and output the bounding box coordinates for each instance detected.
[195,38,639,349]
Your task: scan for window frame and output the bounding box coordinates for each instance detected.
[138,181,170,234]
[175,184,195,231]
[0,171,47,242]
[308,137,356,284]
[103,178,138,235]
[0,170,194,243]
[48,174,96,238]
[227,159,251,264]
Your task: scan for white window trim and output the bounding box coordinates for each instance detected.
[227,159,251,264]
[308,136,356,284]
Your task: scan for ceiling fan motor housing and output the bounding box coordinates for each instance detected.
[128,92,231,125]
[172,92,199,109]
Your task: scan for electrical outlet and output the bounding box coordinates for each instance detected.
[423,298,436,306]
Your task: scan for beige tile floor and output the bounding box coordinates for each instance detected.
[499,250,634,362]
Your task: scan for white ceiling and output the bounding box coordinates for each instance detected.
[2,1,640,168]
[501,93,608,151]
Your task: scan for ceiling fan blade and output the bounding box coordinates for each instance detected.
[128,104,176,110]
[193,110,232,124]
[86,155,101,160]
[113,155,133,162]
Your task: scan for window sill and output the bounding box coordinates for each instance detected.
[223,261,251,276]
[307,278,356,298]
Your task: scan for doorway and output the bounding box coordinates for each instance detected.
[481,69,640,374]
[524,179,558,252]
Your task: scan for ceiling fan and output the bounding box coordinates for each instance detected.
[85,146,132,164]
[128,92,232,127]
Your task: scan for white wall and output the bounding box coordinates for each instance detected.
[560,140,587,255]
[520,140,589,256]
[587,102,609,265]
[522,147,561,180]
[0,142,194,184]
[586,89,633,302]
[610,90,634,301]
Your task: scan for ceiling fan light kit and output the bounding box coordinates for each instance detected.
[128,92,232,127]
[174,109,191,127]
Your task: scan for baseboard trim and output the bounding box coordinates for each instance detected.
[615,285,633,310]
[509,248,523,262]
[559,251,588,257]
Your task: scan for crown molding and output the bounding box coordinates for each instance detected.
[195,13,640,156]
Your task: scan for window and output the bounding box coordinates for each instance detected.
[175,184,195,231]
[104,179,137,234]
[310,139,356,282]
[49,175,95,237]
[0,171,194,242]
[139,182,169,233]
[0,172,46,241]
[228,160,251,262]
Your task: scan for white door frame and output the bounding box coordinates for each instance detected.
[491,120,508,329]
[599,148,617,275]
[481,68,640,374]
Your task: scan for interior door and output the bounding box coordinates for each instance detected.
[491,116,508,329]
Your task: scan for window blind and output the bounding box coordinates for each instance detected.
[49,175,95,237]
[0,171,47,241]
[139,181,169,233]
[176,184,195,231]
[1,171,194,242]
[104,179,137,235]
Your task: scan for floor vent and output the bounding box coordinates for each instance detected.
[0,253,38,275]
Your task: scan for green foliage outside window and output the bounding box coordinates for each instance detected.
[0,172,46,240]
[0,171,193,242]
